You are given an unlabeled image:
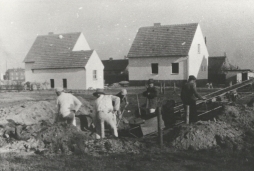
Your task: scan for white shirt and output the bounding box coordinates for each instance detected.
[93,95,120,114]
[56,92,82,117]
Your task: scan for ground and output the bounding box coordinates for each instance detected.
[0,87,254,171]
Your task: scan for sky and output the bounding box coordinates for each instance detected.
[1,0,254,73]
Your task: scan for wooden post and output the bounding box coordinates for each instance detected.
[157,107,163,147]
[136,94,141,116]
[163,81,165,94]
[186,105,190,124]
[160,82,162,93]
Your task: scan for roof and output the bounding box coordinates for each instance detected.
[102,59,128,71]
[31,50,94,69]
[208,56,238,74]
[127,23,198,58]
[23,32,81,63]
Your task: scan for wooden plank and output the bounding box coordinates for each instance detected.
[140,116,165,136]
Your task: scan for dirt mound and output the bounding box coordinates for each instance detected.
[76,96,93,116]
[166,121,243,150]
[0,121,143,155]
[0,101,56,125]
[219,104,254,130]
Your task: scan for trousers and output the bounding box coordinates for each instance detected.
[95,111,118,139]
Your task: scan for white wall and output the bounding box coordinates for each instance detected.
[128,56,188,80]
[188,24,209,80]
[25,63,34,82]
[72,33,91,51]
[85,51,104,89]
[26,68,87,90]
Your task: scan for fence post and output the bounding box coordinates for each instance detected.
[160,82,162,94]
[157,107,163,147]
[186,105,190,124]
[174,82,176,92]
[163,81,165,94]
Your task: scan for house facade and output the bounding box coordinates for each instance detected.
[23,32,104,90]
[127,23,209,86]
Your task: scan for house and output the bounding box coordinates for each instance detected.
[127,23,209,86]
[23,32,104,90]
[102,58,128,84]
[208,55,253,85]
[5,68,25,81]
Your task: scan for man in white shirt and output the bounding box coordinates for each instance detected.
[55,87,82,126]
[92,89,120,139]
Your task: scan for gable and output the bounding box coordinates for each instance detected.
[72,33,91,51]
[85,51,104,70]
[127,23,198,58]
[23,32,81,63]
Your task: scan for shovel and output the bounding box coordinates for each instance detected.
[117,104,129,127]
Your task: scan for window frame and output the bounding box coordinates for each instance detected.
[151,63,159,74]
[93,70,97,80]
[172,63,179,74]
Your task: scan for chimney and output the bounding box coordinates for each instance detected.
[205,37,207,45]
[154,23,161,27]
[48,32,54,35]
[109,58,113,61]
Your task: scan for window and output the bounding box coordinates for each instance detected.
[151,63,158,74]
[93,70,97,80]
[172,63,179,74]
[198,44,200,54]
[50,79,54,88]
[63,79,67,88]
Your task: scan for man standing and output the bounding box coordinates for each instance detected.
[55,87,82,126]
[181,75,205,122]
[143,79,158,114]
[93,89,120,139]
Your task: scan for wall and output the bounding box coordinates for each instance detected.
[188,24,209,80]
[25,63,34,82]
[26,68,87,90]
[72,33,91,51]
[85,51,104,89]
[128,56,188,81]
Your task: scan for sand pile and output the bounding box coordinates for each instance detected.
[75,96,93,116]
[0,101,56,125]
[166,121,243,150]
[0,121,143,155]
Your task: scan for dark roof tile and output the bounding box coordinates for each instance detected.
[127,23,198,57]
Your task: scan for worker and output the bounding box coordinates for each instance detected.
[55,87,82,126]
[93,89,120,139]
[143,79,158,114]
[181,75,206,122]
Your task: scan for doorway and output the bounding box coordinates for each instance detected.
[50,79,54,88]
[63,79,67,89]
[242,72,248,81]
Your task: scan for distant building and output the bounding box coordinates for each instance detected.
[5,68,25,81]
[208,55,253,85]
[23,32,104,90]
[127,23,209,86]
[102,58,128,84]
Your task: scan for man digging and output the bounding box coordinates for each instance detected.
[92,89,120,139]
[55,87,82,126]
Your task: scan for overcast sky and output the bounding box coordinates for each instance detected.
[1,0,254,73]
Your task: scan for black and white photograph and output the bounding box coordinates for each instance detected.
[0,0,254,170]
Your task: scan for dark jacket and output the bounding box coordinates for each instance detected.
[143,87,158,109]
[143,87,158,99]
[181,82,203,104]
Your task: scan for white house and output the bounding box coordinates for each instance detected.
[127,23,209,86]
[23,32,104,90]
